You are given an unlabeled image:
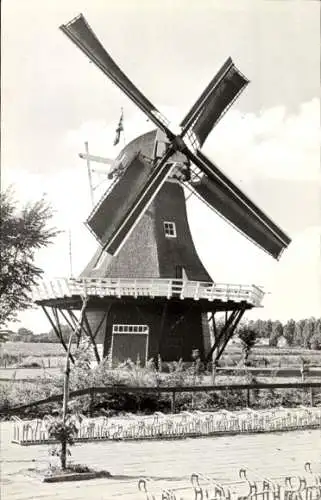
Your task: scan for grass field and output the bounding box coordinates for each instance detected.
[1,342,320,371]
[2,341,321,357]
[1,342,66,357]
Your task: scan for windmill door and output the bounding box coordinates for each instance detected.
[111,324,149,366]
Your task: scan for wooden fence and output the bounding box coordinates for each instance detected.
[3,381,321,416]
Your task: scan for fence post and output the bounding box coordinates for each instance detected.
[246,388,251,407]
[89,389,95,417]
[171,390,176,413]
[309,386,314,407]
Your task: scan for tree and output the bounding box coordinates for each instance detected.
[310,318,321,350]
[293,321,303,346]
[249,319,265,338]
[269,320,283,346]
[0,189,58,326]
[283,319,296,346]
[238,327,257,365]
[47,296,88,470]
[301,318,314,348]
[0,330,11,343]
[16,327,35,342]
[48,324,75,344]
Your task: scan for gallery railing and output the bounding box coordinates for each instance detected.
[32,277,264,306]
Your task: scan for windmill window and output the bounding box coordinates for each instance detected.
[164,221,176,238]
[112,324,149,335]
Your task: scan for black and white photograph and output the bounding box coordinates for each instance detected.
[1,1,320,498]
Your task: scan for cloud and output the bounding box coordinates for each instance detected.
[203,97,320,183]
[64,104,182,156]
[252,225,321,321]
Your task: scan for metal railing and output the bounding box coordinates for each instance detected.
[32,277,264,306]
[138,463,321,500]
[11,405,321,446]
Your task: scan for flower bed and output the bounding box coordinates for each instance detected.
[43,464,111,483]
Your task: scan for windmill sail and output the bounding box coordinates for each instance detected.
[188,150,291,259]
[60,14,173,138]
[61,14,290,260]
[87,153,150,245]
[88,149,175,256]
[180,58,249,147]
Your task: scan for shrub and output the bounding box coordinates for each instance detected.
[18,356,42,368]
[0,352,21,367]
[238,328,258,367]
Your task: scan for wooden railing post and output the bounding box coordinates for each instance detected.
[246,388,251,407]
[171,390,176,413]
[89,388,95,417]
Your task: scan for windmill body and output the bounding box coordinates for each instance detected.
[80,131,214,363]
[32,14,291,366]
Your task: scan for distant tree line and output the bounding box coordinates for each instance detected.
[7,326,75,344]
[241,317,321,350]
[5,317,321,351]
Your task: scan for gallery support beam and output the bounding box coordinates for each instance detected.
[67,309,92,343]
[92,306,111,340]
[63,307,103,363]
[205,306,246,363]
[215,308,245,361]
[83,313,101,363]
[58,309,82,347]
[41,305,75,363]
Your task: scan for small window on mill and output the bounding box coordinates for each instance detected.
[164,221,176,238]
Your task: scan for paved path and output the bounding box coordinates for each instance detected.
[1,422,320,499]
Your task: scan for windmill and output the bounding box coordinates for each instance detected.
[33,14,291,366]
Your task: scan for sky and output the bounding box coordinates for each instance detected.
[2,0,320,333]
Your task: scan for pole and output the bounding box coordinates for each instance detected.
[246,388,251,407]
[89,389,95,417]
[68,228,73,278]
[62,333,73,424]
[62,295,88,421]
[85,141,94,207]
[61,295,88,468]
[61,330,73,469]
[171,391,176,413]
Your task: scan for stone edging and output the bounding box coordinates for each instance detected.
[43,470,111,483]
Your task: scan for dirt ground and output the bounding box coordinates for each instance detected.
[1,421,320,499]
